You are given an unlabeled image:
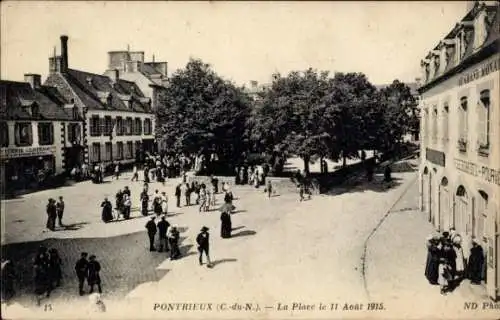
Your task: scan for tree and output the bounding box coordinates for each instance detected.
[249,69,331,175]
[157,59,252,163]
[377,80,418,152]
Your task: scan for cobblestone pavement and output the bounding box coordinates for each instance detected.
[3,164,489,319]
[365,177,498,320]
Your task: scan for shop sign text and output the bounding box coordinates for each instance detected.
[0,146,56,159]
[454,158,500,186]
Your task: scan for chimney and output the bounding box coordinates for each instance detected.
[25,74,42,89]
[60,35,69,73]
[105,69,120,83]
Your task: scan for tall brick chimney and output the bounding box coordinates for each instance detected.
[60,35,69,73]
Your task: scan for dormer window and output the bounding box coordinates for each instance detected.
[31,104,39,117]
[128,99,133,109]
[72,105,79,119]
[106,94,112,107]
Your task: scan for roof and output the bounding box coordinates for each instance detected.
[48,69,152,113]
[0,80,76,121]
[141,63,162,77]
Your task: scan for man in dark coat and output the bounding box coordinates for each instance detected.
[74,252,89,296]
[211,176,219,193]
[467,240,485,284]
[56,196,65,227]
[46,199,57,231]
[175,184,182,208]
[48,248,62,288]
[87,255,102,294]
[424,236,440,285]
[145,216,157,251]
[168,226,181,260]
[123,186,131,198]
[196,226,212,267]
[144,166,150,183]
[157,216,170,252]
[220,210,232,239]
[101,197,114,222]
[140,189,149,216]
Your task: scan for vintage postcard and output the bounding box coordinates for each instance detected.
[1,1,499,319]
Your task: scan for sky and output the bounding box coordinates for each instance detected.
[1,1,470,87]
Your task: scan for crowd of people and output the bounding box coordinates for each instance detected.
[425,229,485,295]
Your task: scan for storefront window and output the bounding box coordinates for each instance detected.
[38,123,54,145]
[1,121,8,147]
[117,142,124,160]
[15,122,32,146]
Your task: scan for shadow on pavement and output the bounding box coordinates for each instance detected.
[1,231,169,307]
[231,226,245,231]
[231,210,247,214]
[232,230,256,238]
[324,176,404,196]
[58,222,89,231]
[210,258,237,267]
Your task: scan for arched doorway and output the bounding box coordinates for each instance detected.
[439,177,450,231]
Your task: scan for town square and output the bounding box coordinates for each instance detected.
[1,1,499,319]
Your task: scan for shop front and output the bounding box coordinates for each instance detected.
[1,145,57,191]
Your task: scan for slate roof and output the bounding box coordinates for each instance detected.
[55,69,151,113]
[0,80,76,121]
[141,63,162,77]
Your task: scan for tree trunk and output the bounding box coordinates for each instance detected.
[342,154,347,168]
[320,156,324,174]
[303,155,310,175]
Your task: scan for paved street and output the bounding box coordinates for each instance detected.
[2,160,495,319]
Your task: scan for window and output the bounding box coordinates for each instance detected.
[442,103,449,143]
[72,106,79,120]
[117,142,124,160]
[116,117,123,136]
[477,90,490,154]
[135,141,142,158]
[38,123,54,145]
[458,96,468,152]
[144,118,152,135]
[135,118,142,135]
[423,108,429,145]
[476,191,488,242]
[15,122,32,146]
[126,141,133,159]
[104,142,112,161]
[90,116,101,136]
[91,143,101,162]
[104,116,113,136]
[1,122,9,147]
[125,117,132,135]
[431,106,438,143]
[68,123,81,144]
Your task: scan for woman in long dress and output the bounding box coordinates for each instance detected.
[101,197,113,222]
[424,235,441,285]
[199,184,207,213]
[220,210,232,238]
[450,230,465,279]
[467,239,485,284]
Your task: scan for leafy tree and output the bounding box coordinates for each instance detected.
[157,59,252,163]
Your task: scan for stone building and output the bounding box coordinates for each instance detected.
[103,49,168,151]
[0,76,83,192]
[418,1,499,300]
[44,36,156,167]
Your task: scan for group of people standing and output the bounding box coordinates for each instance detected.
[425,229,485,294]
[45,196,65,231]
[32,246,62,305]
[145,215,181,259]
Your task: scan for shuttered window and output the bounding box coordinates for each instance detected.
[442,103,449,143]
[477,90,490,150]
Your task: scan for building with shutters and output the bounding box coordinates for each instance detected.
[0,76,84,192]
[44,36,156,167]
[103,49,168,151]
[418,1,499,300]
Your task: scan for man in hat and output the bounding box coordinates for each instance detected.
[46,198,57,231]
[145,216,157,251]
[196,226,212,267]
[87,255,102,294]
[74,252,89,296]
[157,216,170,252]
[56,196,65,227]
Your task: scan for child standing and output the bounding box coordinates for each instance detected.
[438,258,452,294]
[265,180,273,198]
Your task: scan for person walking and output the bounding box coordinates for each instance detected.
[220,210,232,239]
[265,180,273,198]
[115,189,124,220]
[48,248,62,288]
[114,162,120,180]
[153,190,162,216]
[145,216,157,251]
[143,165,150,183]
[56,196,65,227]
[140,189,149,216]
[75,252,89,296]
[157,216,170,253]
[123,194,132,219]
[33,246,51,305]
[196,226,212,267]
[199,184,207,213]
[87,255,102,294]
[131,165,139,182]
[161,192,168,215]
[175,183,182,208]
[168,225,180,260]
[183,182,190,206]
[101,197,114,223]
[46,198,57,231]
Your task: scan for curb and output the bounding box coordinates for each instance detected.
[360,172,418,299]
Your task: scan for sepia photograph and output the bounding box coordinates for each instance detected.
[0,1,499,319]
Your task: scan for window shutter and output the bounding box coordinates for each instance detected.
[28,124,33,145]
[477,101,486,146]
